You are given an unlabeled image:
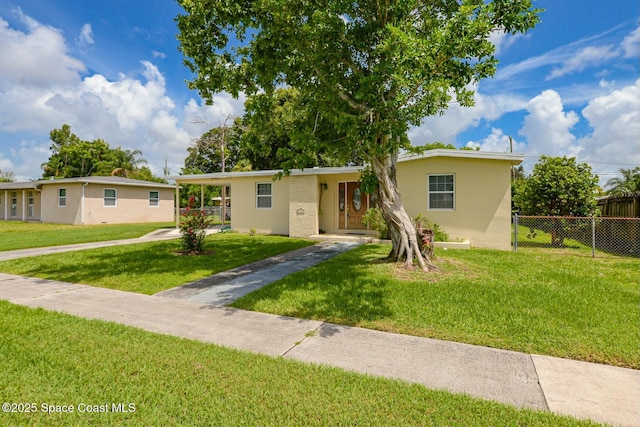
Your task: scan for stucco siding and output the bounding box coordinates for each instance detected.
[41,183,83,224]
[80,185,174,225]
[397,157,513,250]
[230,176,290,235]
[289,175,319,238]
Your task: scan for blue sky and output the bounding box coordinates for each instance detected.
[0,0,638,185]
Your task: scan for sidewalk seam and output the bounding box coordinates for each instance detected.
[280,322,326,357]
[9,286,86,303]
[529,354,551,412]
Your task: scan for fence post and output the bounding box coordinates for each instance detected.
[513,213,519,252]
[591,217,596,258]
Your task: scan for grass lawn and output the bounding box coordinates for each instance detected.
[0,234,314,294]
[0,222,175,252]
[0,302,597,427]
[231,245,640,369]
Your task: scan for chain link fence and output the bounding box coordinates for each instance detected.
[513,215,640,258]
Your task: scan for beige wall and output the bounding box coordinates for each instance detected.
[0,189,42,221]
[41,183,83,224]
[40,183,173,225]
[397,157,513,250]
[288,175,319,238]
[230,176,290,235]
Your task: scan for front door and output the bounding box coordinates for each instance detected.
[338,182,368,230]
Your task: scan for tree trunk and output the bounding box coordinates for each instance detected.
[369,153,437,272]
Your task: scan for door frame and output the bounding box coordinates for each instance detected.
[337,181,370,231]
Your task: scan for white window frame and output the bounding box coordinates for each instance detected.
[149,191,160,207]
[256,182,272,209]
[428,174,455,210]
[104,188,117,207]
[10,191,17,217]
[58,188,67,207]
[27,191,35,217]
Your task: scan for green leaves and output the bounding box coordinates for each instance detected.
[176,0,541,157]
[514,156,600,217]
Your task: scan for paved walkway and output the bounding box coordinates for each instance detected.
[0,235,638,426]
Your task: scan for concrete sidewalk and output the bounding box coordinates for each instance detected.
[1,273,638,426]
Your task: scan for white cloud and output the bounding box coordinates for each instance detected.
[547,45,618,80]
[409,90,527,144]
[77,23,94,47]
[152,50,167,59]
[576,79,640,179]
[489,29,526,55]
[518,90,580,157]
[464,128,524,153]
[0,16,85,88]
[182,93,246,136]
[621,25,640,58]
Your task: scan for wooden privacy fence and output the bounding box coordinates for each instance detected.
[597,192,640,218]
[513,215,640,258]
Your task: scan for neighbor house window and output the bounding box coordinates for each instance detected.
[149,191,159,207]
[10,192,17,217]
[27,191,34,217]
[256,183,272,209]
[104,188,117,207]
[428,174,455,210]
[58,188,66,207]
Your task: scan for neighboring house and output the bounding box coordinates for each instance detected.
[173,149,523,250]
[0,176,175,225]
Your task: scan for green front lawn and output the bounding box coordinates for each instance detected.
[0,222,175,252]
[0,228,636,369]
[231,245,640,369]
[0,302,596,426]
[0,234,314,294]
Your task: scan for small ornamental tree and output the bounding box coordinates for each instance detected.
[179,196,212,254]
[514,156,599,246]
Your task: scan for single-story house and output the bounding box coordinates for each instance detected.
[0,176,175,225]
[172,149,523,250]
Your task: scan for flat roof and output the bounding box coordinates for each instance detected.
[0,176,175,190]
[170,149,523,184]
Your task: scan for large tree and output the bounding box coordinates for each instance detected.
[176,0,541,270]
[237,88,363,170]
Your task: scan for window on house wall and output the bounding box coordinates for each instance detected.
[27,191,34,217]
[104,188,117,207]
[58,188,67,207]
[256,183,272,209]
[10,192,17,217]
[428,174,455,210]
[149,191,159,207]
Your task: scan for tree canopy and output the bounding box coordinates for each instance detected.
[513,156,599,217]
[236,88,363,170]
[41,124,163,182]
[176,0,541,270]
[0,169,15,182]
[604,167,640,195]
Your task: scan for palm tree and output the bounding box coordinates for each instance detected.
[110,148,147,178]
[605,167,640,195]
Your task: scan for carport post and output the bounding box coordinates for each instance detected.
[175,184,180,228]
